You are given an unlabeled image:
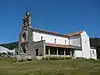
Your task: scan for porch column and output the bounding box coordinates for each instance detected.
[57,48,58,55]
[70,50,72,57]
[64,49,66,55]
[48,47,50,55]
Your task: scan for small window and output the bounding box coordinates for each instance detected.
[16,52,18,54]
[65,40,66,44]
[54,39,56,44]
[41,36,43,40]
[92,50,94,54]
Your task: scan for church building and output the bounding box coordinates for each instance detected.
[18,12,97,60]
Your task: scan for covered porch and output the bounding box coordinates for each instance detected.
[45,43,81,57]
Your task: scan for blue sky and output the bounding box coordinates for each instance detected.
[0,0,100,44]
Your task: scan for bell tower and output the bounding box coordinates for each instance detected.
[18,11,34,60]
[22,11,32,30]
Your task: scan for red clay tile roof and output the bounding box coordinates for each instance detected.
[66,31,83,37]
[31,28,68,37]
[31,28,83,37]
[46,43,81,49]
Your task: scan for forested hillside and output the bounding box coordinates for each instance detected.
[0,42,18,50]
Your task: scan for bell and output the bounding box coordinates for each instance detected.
[26,11,30,16]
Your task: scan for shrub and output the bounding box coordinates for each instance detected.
[10,57,17,62]
[42,57,72,60]
[76,57,86,59]
[65,57,72,60]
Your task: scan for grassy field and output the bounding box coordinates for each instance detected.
[0,58,100,75]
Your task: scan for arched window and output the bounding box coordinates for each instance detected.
[22,32,26,40]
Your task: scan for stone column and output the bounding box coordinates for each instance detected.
[48,47,50,56]
[70,50,72,57]
[42,40,46,58]
[57,48,58,55]
[64,49,66,56]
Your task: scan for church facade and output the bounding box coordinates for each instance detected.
[18,12,97,60]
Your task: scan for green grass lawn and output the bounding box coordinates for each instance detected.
[0,58,100,75]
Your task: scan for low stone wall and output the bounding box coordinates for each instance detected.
[15,54,33,61]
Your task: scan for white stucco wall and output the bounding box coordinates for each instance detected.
[81,31,91,59]
[74,50,82,58]
[70,36,81,47]
[90,48,97,59]
[33,31,69,45]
